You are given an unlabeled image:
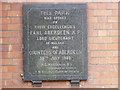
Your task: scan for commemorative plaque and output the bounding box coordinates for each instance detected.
[23,4,88,87]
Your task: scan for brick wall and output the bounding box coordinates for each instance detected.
[1,1,118,88]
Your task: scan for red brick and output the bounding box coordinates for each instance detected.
[112,10,118,16]
[1,38,22,44]
[89,57,118,64]
[89,44,118,50]
[89,72,118,78]
[1,24,8,30]
[88,30,98,36]
[102,85,118,88]
[27,82,32,86]
[43,81,67,86]
[94,23,118,29]
[2,59,13,65]
[2,80,27,86]
[0,66,2,72]
[11,17,22,24]
[11,4,22,10]
[88,65,118,72]
[112,23,118,29]
[88,37,118,43]
[1,45,22,51]
[7,24,22,30]
[2,73,12,79]
[81,78,118,85]
[108,17,118,22]
[0,45,2,51]
[2,66,23,72]
[97,30,108,36]
[102,58,118,64]
[87,10,94,17]
[88,17,98,23]
[81,85,118,88]
[2,4,11,10]
[97,3,107,9]
[0,3,2,11]
[2,66,8,72]
[1,17,22,24]
[7,11,22,17]
[0,80,1,86]
[2,52,23,58]
[99,58,115,65]
[98,30,118,36]
[89,51,118,57]
[0,24,2,29]
[2,59,23,66]
[12,73,22,79]
[0,11,2,17]
[0,38,2,44]
[12,60,23,65]
[0,73,1,79]
[2,18,11,24]
[0,18,1,24]
[94,10,112,16]
[0,60,2,66]
[87,3,97,9]
[1,31,22,37]
[1,11,7,17]
[106,3,118,10]
[0,31,1,37]
[88,23,95,32]
[97,17,107,22]
[88,3,118,10]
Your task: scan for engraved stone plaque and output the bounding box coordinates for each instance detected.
[23,4,87,82]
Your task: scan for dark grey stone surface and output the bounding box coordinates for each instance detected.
[23,4,88,81]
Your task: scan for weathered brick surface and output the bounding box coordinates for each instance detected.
[7,24,22,30]
[1,45,22,51]
[1,2,118,88]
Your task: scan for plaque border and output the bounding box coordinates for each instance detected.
[23,3,88,81]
